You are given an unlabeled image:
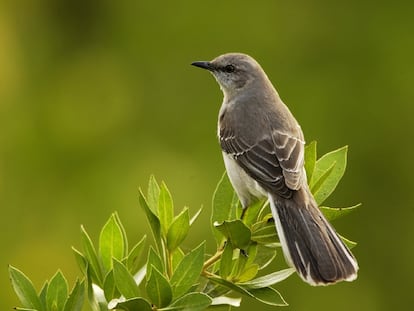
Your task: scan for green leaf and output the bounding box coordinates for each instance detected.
[219,241,234,279]
[147,246,164,277]
[39,282,48,311]
[212,172,240,244]
[237,264,259,283]
[103,271,119,302]
[339,234,358,249]
[9,266,43,311]
[304,141,317,183]
[247,287,288,306]
[242,199,266,227]
[159,181,174,236]
[310,161,336,202]
[163,292,212,311]
[46,270,68,311]
[109,297,152,311]
[239,268,295,289]
[310,145,348,205]
[171,248,185,273]
[113,258,140,299]
[320,204,361,221]
[139,189,162,251]
[80,225,103,285]
[147,175,161,214]
[255,245,277,270]
[231,249,247,279]
[170,242,205,299]
[208,276,287,306]
[214,220,251,250]
[63,279,85,311]
[244,243,258,268]
[114,212,129,257]
[99,214,125,273]
[167,207,190,251]
[86,268,106,311]
[190,207,203,226]
[251,222,278,244]
[210,296,241,307]
[127,235,147,275]
[146,266,173,308]
[134,265,147,287]
[72,247,87,275]
[257,207,272,226]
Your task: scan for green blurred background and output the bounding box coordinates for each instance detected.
[1,0,413,310]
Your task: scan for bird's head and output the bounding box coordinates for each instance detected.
[192,53,266,95]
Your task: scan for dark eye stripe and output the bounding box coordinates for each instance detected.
[224,64,235,73]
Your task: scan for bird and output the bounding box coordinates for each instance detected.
[191,53,358,286]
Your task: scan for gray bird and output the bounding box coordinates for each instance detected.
[192,53,358,286]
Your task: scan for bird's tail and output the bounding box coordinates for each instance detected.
[269,189,358,286]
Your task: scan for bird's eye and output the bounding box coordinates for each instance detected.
[224,64,235,73]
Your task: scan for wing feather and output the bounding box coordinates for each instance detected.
[272,130,305,189]
[220,127,305,198]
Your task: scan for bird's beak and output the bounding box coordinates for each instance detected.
[191,61,214,71]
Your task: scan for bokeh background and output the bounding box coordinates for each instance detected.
[1,0,413,310]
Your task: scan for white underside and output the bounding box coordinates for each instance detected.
[222,152,267,207]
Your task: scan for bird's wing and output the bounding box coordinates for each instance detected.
[219,127,304,198]
[270,129,305,190]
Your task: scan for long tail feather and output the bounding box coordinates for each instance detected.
[269,189,358,285]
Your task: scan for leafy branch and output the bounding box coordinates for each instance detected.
[9,142,360,310]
